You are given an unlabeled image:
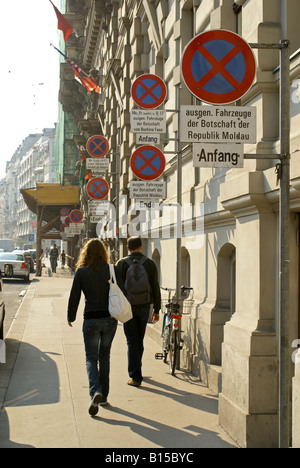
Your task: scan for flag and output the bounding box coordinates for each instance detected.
[78,147,92,187]
[51,45,101,94]
[49,0,73,42]
[68,60,101,94]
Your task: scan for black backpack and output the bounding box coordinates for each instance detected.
[124,256,151,305]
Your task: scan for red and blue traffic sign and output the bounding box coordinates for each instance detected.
[69,209,83,223]
[86,135,109,158]
[87,177,109,200]
[181,29,256,105]
[131,74,167,109]
[60,207,70,217]
[64,216,71,227]
[130,146,166,181]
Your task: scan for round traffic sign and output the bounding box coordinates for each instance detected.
[60,208,70,216]
[130,146,166,181]
[181,29,256,105]
[69,209,83,223]
[86,135,109,158]
[64,216,71,227]
[87,177,109,200]
[131,74,167,109]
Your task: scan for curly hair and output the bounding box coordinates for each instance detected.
[76,238,109,271]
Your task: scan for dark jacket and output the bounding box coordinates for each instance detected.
[67,263,121,323]
[116,252,161,314]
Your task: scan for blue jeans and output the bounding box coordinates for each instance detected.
[83,318,117,398]
[123,306,150,383]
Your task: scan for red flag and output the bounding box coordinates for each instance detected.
[49,0,73,42]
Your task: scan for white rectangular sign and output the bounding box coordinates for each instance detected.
[130,110,166,134]
[130,181,166,199]
[193,143,244,168]
[89,216,105,224]
[86,158,109,173]
[66,223,84,235]
[88,201,110,215]
[136,133,161,145]
[180,105,256,143]
[134,200,160,210]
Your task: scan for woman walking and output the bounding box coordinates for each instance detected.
[67,239,119,416]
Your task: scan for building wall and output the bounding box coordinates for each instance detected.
[67,0,300,447]
[2,130,56,247]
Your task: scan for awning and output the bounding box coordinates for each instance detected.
[21,183,80,234]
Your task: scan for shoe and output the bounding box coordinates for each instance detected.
[100,399,109,406]
[88,393,103,416]
[127,378,141,387]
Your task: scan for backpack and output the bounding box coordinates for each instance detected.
[124,256,151,305]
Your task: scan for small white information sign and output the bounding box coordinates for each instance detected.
[134,200,160,210]
[130,181,166,199]
[136,133,161,145]
[130,110,166,134]
[86,158,109,173]
[88,200,110,215]
[65,223,84,235]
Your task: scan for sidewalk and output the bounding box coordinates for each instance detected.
[0,267,237,449]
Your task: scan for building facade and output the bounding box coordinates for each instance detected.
[3,129,56,247]
[57,0,300,448]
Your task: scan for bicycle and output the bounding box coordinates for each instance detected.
[155,286,193,375]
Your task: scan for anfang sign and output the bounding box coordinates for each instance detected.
[193,143,244,168]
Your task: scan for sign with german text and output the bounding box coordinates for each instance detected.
[130,109,166,134]
[130,181,166,199]
[180,105,256,143]
[193,143,244,168]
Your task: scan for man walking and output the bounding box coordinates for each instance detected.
[49,244,59,273]
[116,236,161,386]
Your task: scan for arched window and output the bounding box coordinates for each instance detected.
[181,246,191,288]
[152,248,161,285]
[211,243,236,365]
[216,243,236,316]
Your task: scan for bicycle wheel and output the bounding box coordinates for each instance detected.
[169,329,179,375]
[162,324,170,363]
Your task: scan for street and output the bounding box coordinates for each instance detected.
[2,278,31,338]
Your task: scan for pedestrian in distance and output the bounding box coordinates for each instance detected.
[67,238,120,416]
[116,236,161,387]
[61,250,66,268]
[49,244,59,273]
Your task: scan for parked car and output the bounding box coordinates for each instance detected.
[0,271,5,340]
[13,250,35,273]
[28,249,37,263]
[0,252,30,283]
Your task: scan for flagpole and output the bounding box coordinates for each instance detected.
[50,43,94,80]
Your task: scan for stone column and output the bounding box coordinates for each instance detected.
[219,172,278,448]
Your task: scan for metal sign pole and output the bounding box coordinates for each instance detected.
[279,38,291,449]
[176,85,182,371]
